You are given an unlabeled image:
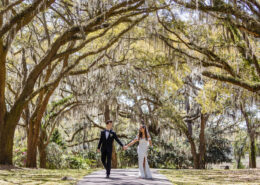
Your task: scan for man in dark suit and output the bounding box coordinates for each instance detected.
[97,120,126,178]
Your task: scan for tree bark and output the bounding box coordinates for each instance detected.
[0,42,15,163]
[241,103,257,168]
[26,135,37,167]
[39,147,47,168]
[183,95,201,169]
[198,113,208,169]
[190,138,199,169]
[0,121,16,165]
[0,40,6,129]
[111,143,118,168]
[26,118,40,168]
[38,129,47,168]
[0,14,9,162]
[104,102,118,168]
[237,157,241,169]
[183,126,199,169]
[182,112,207,169]
[104,103,110,122]
[249,133,256,168]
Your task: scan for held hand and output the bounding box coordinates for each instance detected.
[123,146,128,150]
[97,149,100,153]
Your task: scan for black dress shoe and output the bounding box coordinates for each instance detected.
[106,174,110,178]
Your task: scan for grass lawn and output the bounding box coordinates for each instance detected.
[0,165,96,185]
[160,169,260,185]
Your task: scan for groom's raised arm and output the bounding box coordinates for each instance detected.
[97,131,102,150]
[114,132,124,147]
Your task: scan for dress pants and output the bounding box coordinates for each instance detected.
[101,150,112,175]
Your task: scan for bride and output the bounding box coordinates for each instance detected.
[125,122,153,179]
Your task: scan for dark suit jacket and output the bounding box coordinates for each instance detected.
[97,130,124,153]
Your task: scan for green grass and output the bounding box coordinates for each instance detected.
[160,169,260,185]
[0,167,96,185]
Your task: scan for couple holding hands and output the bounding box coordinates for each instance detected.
[97,120,153,179]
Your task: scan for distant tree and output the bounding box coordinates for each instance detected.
[205,129,232,165]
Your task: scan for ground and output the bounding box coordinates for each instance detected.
[77,168,172,185]
[160,169,260,185]
[1,166,260,185]
[0,165,95,185]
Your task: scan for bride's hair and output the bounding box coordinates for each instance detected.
[139,122,148,141]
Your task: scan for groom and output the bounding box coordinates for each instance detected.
[97,120,126,178]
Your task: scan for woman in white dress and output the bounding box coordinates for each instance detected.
[125,123,153,179]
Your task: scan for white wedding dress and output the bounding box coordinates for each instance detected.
[137,136,152,179]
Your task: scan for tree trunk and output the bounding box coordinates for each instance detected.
[0,4,6,125]
[39,147,47,168]
[198,114,208,169]
[241,103,257,168]
[111,143,117,168]
[191,141,199,169]
[26,142,37,168]
[185,130,199,169]
[26,67,60,168]
[38,138,47,168]
[104,102,117,168]
[38,126,48,168]
[249,134,256,168]
[0,99,29,165]
[183,121,199,169]
[237,157,241,169]
[0,31,11,164]
[104,103,110,122]
[183,95,202,169]
[0,121,16,165]
[26,119,40,168]
[183,112,208,169]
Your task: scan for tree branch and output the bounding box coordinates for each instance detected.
[0,0,24,16]
[202,71,260,92]
[0,0,55,38]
